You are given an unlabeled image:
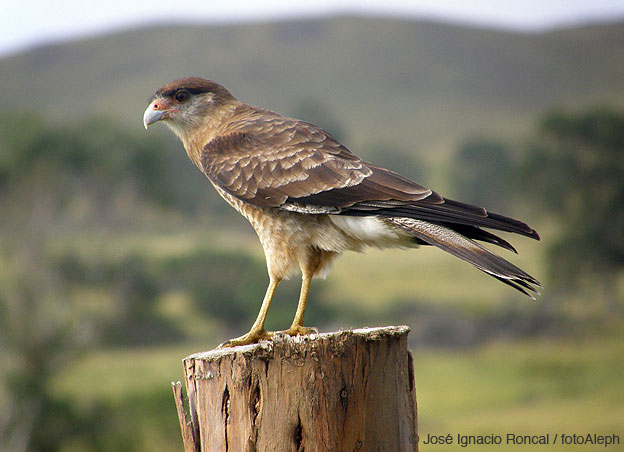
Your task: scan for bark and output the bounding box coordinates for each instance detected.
[172,326,418,452]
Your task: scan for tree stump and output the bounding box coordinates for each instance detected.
[172,326,418,452]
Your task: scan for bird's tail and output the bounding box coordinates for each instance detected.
[385,216,541,298]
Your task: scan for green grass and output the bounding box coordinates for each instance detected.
[49,344,209,452]
[5,224,620,451]
[51,344,199,403]
[414,335,624,451]
[48,332,624,452]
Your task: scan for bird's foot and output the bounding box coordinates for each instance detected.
[219,328,273,348]
[282,325,318,337]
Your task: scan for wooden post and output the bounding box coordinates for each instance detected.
[172,326,418,452]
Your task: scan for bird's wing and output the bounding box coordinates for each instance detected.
[201,113,432,209]
[201,112,538,241]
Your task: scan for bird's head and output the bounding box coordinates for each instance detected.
[143,77,235,142]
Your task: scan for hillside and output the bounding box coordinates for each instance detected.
[2,18,623,452]
[2,17,624,184]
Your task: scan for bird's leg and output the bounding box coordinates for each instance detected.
[284,273,317,337]
[220,276,280,347]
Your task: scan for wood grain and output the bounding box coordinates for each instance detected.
[174,326,418,452]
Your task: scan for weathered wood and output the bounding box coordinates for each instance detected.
[173,326,418,452]
[171,381,200,452]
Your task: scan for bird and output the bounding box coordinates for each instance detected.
[143,77,541,347]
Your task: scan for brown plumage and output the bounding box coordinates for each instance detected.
[144,77,541,346]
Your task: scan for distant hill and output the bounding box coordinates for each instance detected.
[2,16,623,183]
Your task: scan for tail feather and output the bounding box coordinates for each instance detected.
[385,216,541,298]
[442,223,518,253]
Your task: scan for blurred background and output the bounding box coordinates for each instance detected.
[1,1,623,451]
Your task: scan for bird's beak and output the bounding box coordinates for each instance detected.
[143,100,168,129]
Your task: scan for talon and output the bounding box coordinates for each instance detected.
[283,325,318,337]
[219,329,273,348]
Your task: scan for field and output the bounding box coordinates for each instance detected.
[1,15,623,452]
[416,334,624,451]
[25,225,618,452]
[50,324,624,451]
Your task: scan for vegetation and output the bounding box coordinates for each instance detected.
[525,109,624,311]
[450,139,515,212]
[0,16,623,452]
[2,18,624,177]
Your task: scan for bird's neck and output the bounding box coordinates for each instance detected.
[181,100,243,171]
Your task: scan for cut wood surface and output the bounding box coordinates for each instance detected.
[173,326,418,452]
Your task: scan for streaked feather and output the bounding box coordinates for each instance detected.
[384,217,541,298]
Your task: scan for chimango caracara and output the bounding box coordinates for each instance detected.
[143,77,540,346]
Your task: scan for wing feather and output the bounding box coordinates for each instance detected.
[200,109,539,243]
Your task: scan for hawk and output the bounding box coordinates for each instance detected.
[143,77,540,346]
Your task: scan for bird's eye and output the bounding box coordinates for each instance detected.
[174,90,189,103]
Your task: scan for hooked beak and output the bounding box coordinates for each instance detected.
[143,100,169,129]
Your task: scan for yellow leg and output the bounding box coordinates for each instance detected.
[285,273,317,337]
[220,277,280,347]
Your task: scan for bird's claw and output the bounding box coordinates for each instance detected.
[282,325,318,337]
[219,325,318,347]
[219,328,273,348]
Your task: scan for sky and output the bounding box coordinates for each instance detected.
[2,0,624,57]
